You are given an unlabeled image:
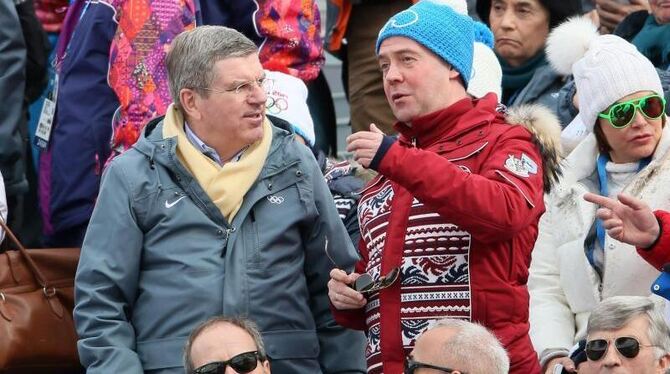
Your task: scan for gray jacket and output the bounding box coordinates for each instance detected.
[0,0,28,197]
[74,118,366,373]
[509,63,566,120]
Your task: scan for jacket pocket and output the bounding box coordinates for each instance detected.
[262,330,320,359]
[137,336,187,370]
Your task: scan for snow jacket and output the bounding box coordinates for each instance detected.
[529,125,670,363]
[637,210,670,269]
[74,117,366,373]
[332,94,562,374]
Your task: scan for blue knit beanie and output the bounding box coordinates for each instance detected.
[376,0,475,86]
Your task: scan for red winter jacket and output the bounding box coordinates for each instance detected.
[333,94,544,374]
[636,210,670,269]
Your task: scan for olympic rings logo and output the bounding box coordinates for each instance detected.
[266,96,289,115]
[379,9,419,35]
[267,195,285,204]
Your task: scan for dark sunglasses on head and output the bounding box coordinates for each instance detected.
[585,336,657,361]
[404,357,464,374]
[598,94,666,129]
[193,351,263,374]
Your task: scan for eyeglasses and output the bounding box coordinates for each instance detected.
[324,237,400,295]
[598,94,666,129]
[585,336,657,361]
[192,351,263,374]
[404,357,464,374]
[198,77,267,97]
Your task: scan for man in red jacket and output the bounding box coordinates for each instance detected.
[327,1,558,373]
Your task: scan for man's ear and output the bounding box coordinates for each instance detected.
[179,88,202,121]
[262,359,271,373]
[657,352,670,371]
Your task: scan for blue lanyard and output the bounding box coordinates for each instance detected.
[592,153,651,252]
[586,154,651,271]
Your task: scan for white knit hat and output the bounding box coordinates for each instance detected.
[469,22,502,100]
[263,70,316,146]
[546,17,663,131]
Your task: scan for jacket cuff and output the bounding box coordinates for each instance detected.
[369,135,396,171]
[329,303,367,331]
[539,348,570,369]
[636,211,670,270]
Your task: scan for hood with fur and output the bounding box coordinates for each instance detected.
[505,103,564,193]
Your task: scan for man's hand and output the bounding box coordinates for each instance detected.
[346,124,385,168]
[583,192,660,248]
[596,0,649,33]
[328,269,367,310]
[544,356,577,374]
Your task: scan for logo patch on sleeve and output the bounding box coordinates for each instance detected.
[504,153,538,178]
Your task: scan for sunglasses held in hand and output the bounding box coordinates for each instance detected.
[192,351,264,374]
[598,94,666,129]
[324,237,400,295]
[585,336,657,361]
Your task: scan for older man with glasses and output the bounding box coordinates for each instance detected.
[577,296,670,374]
[404,319,510,374]
[73,25,365,374]
[184,316,271,374]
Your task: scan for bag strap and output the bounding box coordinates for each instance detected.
[0,216,49,288]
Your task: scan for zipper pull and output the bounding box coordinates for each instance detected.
[411,137,417,147]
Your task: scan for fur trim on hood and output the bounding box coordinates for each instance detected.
[505,104,564,193]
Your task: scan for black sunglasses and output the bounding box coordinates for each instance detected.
[354,267,401,294]
[585,336,657,361]
[404,357,464,374]
[193,351,263,374]
[324,237,400,295]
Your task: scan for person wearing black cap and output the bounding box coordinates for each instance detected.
[476,0,582,115]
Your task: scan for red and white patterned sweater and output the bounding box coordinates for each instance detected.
[333,94,545,374]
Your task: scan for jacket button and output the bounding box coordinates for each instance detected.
[296,170,303,177]
[216,229,223,236]
[608,243,615,250]
[268,183,273,190]
[456,140,462,145]
[478,130,484,136]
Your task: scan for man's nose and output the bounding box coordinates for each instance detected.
[248,85,267,105]
[601,344,622,367]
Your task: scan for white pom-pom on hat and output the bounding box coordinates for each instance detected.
[546,16,599,75]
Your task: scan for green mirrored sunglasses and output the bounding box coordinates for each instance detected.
[598,94,666,129]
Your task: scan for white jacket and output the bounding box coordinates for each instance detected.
[529,124,670,358]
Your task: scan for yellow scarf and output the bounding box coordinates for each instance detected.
[162,104,272,222]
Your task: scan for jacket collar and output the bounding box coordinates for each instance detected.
[394,93,501,148]
[133,114,298,176]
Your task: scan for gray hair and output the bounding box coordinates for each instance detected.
[430,319,510,374]
[588,296,670,360]
[166,25,258,110]
[183,316,267,373]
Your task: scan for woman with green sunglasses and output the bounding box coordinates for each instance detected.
[529,17,670,374]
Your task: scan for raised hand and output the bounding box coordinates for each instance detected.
[583,192,660,248]
[346,123,385,169]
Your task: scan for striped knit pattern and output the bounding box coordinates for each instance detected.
[358,178,471,373]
